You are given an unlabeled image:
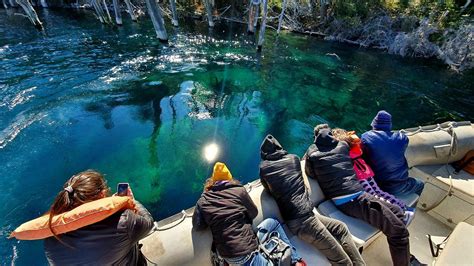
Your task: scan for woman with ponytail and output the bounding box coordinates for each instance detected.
[44,170,154,265]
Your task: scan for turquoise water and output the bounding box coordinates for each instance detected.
[1,9,473,264]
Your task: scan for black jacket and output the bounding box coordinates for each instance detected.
[305,128,363,199]
[192,182,259,258]
[259,134,313,221]
[44,200,154,266]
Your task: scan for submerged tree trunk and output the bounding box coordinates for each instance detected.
[124,0,137,21]
[9,0,16,7]
[2,0,8,8]
[112,0,122,25]
[169,0,178,26]
[16,0,43,30]
[257,0,268,51]
[145,0,168,42]
[277,0,287,34]
[204,0,214,27]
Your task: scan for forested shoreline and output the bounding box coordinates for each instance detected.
[2,0,473,71]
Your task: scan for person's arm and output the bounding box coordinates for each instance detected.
[240,188,258,220]
[401,132,409,149]
[259,168,271,193]
[304,156,316,179]
[126,200,155,243]
[192,201,208,231]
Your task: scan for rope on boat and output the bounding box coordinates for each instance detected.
[153,210,193,232]
[416,123,457,212]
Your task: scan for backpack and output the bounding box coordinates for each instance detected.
[352,157,374,180]
[259,233,292,266]
[453,150,474,175]
[210,242,228,266]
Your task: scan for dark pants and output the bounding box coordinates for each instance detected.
[390,177,425,197]
[287,214,365,266]
[338,192,410,266]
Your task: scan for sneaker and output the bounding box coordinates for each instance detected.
[294,258,307,266]
[410,254,427,266]
[404,208,416,225]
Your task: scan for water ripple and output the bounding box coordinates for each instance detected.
[0,111,46,149]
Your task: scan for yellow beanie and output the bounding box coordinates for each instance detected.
[211,162,233,182]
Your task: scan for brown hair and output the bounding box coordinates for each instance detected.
[47,170,110,246]
[203,178,241,192]
[332,128,358,144]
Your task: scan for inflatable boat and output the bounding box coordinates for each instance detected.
[140,121,474,265]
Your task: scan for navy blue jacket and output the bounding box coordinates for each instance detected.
[361,130,409,193]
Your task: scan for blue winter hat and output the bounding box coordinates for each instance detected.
[371,110,392,131]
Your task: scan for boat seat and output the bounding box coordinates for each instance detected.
[394,192,419,207]
[247,181,284,228]
[434,222,474,265]
[316,200,380,247]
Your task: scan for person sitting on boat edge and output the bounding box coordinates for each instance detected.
[332,128,415,225]
[305,124,424,266]
[192,162,303,266]
[361,110,424,197]
[44,170,154,265]
[259,134,365,266]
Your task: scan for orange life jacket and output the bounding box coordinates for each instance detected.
[9,196,135,240]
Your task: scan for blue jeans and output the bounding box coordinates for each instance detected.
[256,218,301,264]
[391,177,424,197]
[242,253,271,266]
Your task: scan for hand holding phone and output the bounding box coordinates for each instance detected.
[117,183,129,197]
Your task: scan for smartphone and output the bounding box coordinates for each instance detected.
[117,183,129,196]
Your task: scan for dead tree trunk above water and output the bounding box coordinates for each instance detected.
[112,0,122,25]
[145,0,168,42]
[169,0,178,26]
[247,0,259,34]
[123,0,137,21]
[16,0,43,30]
[91,0,107,23]
[257,0,268,51]
[204,0,214,27]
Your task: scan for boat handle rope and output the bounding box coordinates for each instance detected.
[422,124,456,212]
[400,121,454,136]
[153,209,193,232]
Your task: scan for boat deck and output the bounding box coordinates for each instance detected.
[362,208,452,265]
